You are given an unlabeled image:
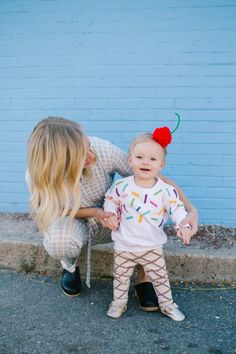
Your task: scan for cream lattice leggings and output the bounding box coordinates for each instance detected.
[113,247,173,307]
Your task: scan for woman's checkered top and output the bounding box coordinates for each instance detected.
[79,136,131,208]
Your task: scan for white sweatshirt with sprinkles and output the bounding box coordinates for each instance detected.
[104,176,188,252]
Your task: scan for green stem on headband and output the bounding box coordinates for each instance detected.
[171,113,181,134]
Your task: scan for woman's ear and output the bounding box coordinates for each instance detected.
[128,155,132,166]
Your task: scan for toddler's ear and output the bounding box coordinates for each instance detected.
[161,160,166,169]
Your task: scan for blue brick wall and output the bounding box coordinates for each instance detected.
[0,0,235,226]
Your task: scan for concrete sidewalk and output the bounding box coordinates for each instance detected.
[1,270,236,354]
[0,214,236,284]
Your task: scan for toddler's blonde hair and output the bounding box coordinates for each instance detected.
[128,133,167,156]
[28,117,86,232]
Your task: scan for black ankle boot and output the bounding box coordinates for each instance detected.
[61,266,81,297]
[134,282,159,311]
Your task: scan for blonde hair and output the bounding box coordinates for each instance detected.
[28,117,86,232]
[128,133,167,156]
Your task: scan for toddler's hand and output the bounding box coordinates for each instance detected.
[178,208,198,236]
[105,214,119,230]
[177,226,192,245]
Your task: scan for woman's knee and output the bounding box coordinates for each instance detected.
[43,235,82,259]
[43,218,87,259]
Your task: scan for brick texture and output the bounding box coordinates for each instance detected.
[0,0,235,226]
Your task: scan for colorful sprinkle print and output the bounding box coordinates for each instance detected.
[143,210,151,216]
[132,192,140,198]
[166,188,171,197]
[154,189,162,195]
[126,216,133,220]
[116,180,124,185]
[122,183,128,191]
[106,179,183,231]
[159,219,164,227]
[150,200,158,207]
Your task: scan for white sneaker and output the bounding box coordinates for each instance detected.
[107,301,127,318]
[160,302,185,322]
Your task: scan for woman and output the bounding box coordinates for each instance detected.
[26,117,198,311]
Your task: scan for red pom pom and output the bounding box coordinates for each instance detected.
[152,126,172,148]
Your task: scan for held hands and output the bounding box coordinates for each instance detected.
[94,208,119,229]
[104,214,119,230]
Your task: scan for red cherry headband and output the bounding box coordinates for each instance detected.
[152,113,181,148]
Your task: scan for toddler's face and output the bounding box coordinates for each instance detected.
[128,141,165,181]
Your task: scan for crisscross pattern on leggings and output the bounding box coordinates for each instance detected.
[113,248,173,306]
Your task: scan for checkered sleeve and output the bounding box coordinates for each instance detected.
[102,140,132,177]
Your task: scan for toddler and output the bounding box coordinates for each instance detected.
[104,120,192,321]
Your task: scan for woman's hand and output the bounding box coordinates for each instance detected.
[178,207,198,237]
[177,227,192,245]
[94,208,115,227]
[104,214,119,230]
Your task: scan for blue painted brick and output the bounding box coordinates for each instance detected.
[0,0,235,226]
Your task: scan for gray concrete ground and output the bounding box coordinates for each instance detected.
[1,215,236,353]
[1,270,236,354]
